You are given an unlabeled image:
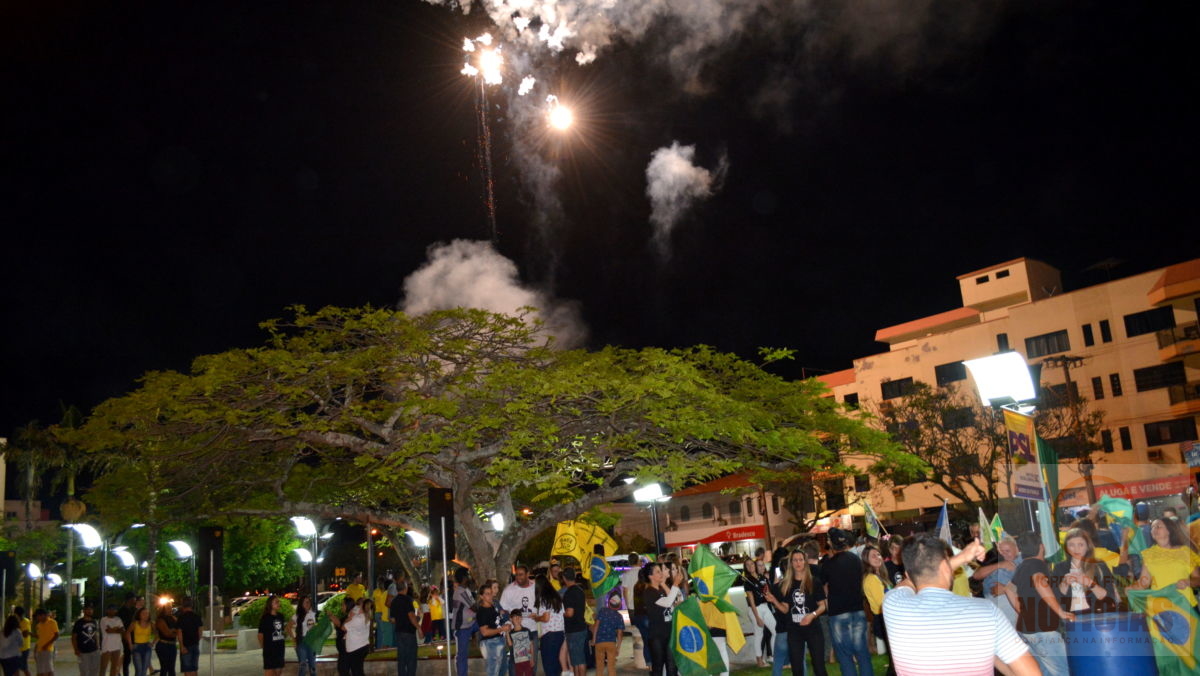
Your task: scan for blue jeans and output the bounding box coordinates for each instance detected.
[131,644,152,676]
[771,631,790,676]
[456,627,475,676]
[633,615,652,666]
[827,611,872,676]
[540,631,564,676]
[1020,631,1068,676]
[296,640,317,676]
[482,637,507,676]
[396,632,418,676]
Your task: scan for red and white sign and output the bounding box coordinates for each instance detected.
[1058,474,1191,505]
[665,524,765,549]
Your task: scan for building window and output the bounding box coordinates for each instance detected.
[745,497,754,517]
[1124,307,1175,338]
[935,361,967,387]
[843,392,859,409]
[1133,362,1186,392]
[823,479,846,510]
[1099,320,1113,343]
[1025,329,1071,359]
[941,407,975,430]
[1082,324,1095,347]
[1144,418,1198,445]
[997,333,1010,352]
[1042,382,1080,408]
[1091,376,1105,400]
[1101,430,1114,453]
[729,500,742,517]
[976,275,990,284]
[771,495,780,514]
[853,475,870,492]
[679,505,691,522]
[996,269,1010,279]
[1110,373,1123,397]
[1119,426,1132,450]
[701,503,713,520]
[881,377,915,400]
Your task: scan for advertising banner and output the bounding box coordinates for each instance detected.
[1004,408,1046,501]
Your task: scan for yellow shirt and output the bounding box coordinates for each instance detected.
[1141,545,1200,606]
[863,575,886,615]
[35,618,58,651]
[373,588,390,622]
[952,565,972,597]
[19,618,31,651]
[346,583,366,601]
[429,595,444,621]
[131,622,154,645]
[550,578,562,592]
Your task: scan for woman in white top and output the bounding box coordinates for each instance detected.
[339,598,373,676]
[533,575,566,676]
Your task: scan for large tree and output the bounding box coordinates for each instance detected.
[72,306,902,581]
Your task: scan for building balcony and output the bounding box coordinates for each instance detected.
[1158,321,1200,361]
[1167,380,1200,416]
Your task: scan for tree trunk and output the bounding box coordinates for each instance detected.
[147,524,159,604]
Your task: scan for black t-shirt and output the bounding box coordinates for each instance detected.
[1014,558,1059,634]
[390,594,418,634]
[819,551,864,617]
[742,574,768,606]
[884,560,905,587]
[258,613,287,661]
[476,604,502,640]
[73,617,100,653]
[643,587,673,636]
[116,605,136,631]
[157,614,179,643]
[176,610,202,646]
[562,585,587,633]
[781,578,825,635]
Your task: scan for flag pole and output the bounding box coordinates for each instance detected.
[442,516,452,676]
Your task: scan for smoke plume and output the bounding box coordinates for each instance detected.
[645,143,728,257]
[401,239,588,348]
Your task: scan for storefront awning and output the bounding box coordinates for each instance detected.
[665,524,765,549]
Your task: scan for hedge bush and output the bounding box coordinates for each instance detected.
[237,596,296,629]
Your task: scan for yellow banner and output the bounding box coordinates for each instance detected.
[1003,408,1046,501]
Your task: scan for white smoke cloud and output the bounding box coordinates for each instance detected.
[645,142,728,257]
[401,239,588,348]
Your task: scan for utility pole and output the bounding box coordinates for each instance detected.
[1040,355,1096,504]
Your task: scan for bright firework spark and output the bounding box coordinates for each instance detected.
[518,76,535,96]
[478,48,503,85]
[546,95,574,131]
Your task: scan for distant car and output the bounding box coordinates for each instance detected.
[229,595,263,618]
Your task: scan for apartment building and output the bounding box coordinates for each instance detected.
[817,256,1199,525]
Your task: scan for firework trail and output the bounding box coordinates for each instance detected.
[475,78,498,242]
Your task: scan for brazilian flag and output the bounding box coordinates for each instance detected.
[1128,587,1199,676]
[671,596,725,676]
[1097,495,1148,556]
[303,612,333,655]
[688,546,738,605]
[587,553,621,599]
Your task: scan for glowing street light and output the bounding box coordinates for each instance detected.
[634,484,671,555]
[290,516,317,538]
[26,563,42,580]
[46,573,63,587]
[65,523,103,549]
[490,513,506,532]
[168,541,193,558]
[293,547,313,564]
[963,352,1036,409]
[407,531,430,548]
[111,549,136,568]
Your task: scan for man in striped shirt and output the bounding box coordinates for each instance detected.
[883,535,1039,676]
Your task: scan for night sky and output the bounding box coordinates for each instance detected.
[4,0,1197,445]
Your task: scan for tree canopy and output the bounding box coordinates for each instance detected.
[70,305,903,581]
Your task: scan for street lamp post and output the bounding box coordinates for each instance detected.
[291,517,322,602]
[964,352,1041,530]
[168,541,195,600]
[64,523,103,617]
[633,484,671,556]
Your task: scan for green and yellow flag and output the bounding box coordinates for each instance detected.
[989,513,1005,544]
[1128,586,1199,675]
[550,520,618,564]
[688,546,738,603]
[586,552,621,598]
[671,596,725,676]
[699,595,745,654]
[1096,495,1148,556]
